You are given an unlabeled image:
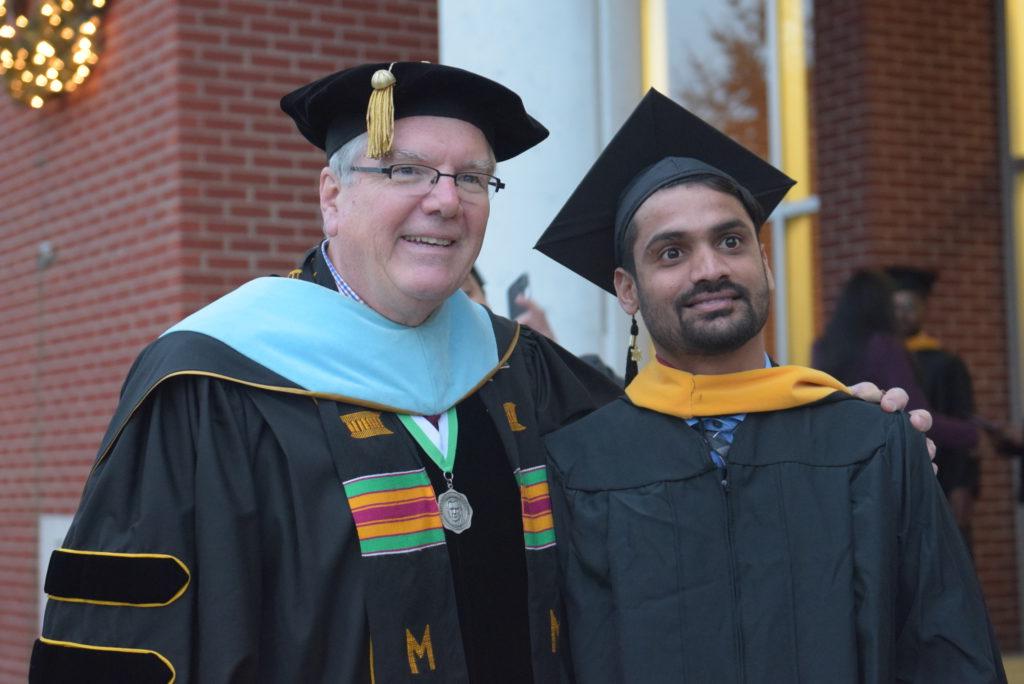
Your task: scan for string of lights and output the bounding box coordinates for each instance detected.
[0,0,108,109]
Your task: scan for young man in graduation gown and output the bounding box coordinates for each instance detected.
[30,64,925,682]
[537,91,1005,683]
[29,62,620,683]
[888,266,980,545]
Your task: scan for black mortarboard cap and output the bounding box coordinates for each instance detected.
[885,266,937,296]
[535,89,796,294]
[280,62,549,162]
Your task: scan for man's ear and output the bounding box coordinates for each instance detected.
[760,242,774,293]
[319,167,342,238]
[614,267,640,316]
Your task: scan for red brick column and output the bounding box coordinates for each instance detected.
[0,1,437,679]
[814,0,1018,648]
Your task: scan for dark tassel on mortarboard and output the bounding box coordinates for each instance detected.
[625,315,641,386]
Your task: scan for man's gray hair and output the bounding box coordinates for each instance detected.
[328,132,368,185]
[326,129,501,184]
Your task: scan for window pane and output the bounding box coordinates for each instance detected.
[667,0,770,160]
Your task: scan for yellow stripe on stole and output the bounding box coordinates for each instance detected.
[522,516,555,534]
[355,515,444,541]
[520,480,554,533]
[520,482,549,500]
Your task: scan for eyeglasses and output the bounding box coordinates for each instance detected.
[351,164,505,200]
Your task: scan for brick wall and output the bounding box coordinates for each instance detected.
[814,0,1018,647]
[0,0,437,679]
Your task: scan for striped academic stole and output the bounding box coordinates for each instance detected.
[516,465,556,550]
[314,320,568,682]
[342,467,446,557]
[473,322,567,682]
[318,400,469,681]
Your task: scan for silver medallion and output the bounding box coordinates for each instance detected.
[437,489,473,533]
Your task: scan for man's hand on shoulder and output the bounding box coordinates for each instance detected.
[848,382,937,472]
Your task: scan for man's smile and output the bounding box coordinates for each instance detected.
[682,288,741,314]
[402,235,455,247]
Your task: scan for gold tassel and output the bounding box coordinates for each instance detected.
[366,65,396,159]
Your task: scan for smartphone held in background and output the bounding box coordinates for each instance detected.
[507,272,529,319]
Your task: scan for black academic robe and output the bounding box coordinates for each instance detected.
[31,287,618,682]
[912,348,978,494]
[546,394,1005,683]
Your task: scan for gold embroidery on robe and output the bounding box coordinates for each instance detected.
[503,402,527,432]
[341,411,393,439]
[406,624,436,674]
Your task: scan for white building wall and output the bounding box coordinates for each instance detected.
[439,0,642,370]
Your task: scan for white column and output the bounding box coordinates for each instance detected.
[440,0,641,370]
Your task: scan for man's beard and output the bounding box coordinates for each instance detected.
[638,277,770,357]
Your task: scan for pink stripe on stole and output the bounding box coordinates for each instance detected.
[521,495,552,517]
[351,497,439,525]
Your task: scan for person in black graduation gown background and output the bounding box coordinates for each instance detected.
[462,265,624,385]
[887,266,982,545]
[537,91,1005,682]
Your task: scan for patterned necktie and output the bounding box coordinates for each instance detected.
[693,416,741,469]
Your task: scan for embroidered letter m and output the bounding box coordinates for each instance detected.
[406,624,436,674]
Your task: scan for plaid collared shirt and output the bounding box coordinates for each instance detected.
[684,354,773,468]
[686,415,742,468]
[321,240,364,303]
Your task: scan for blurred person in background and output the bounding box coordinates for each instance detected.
[461,265,489,306]
[462,266,621,383]
[813,269,979,467]
[887,267,980,543]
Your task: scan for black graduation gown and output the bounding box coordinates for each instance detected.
[545,394,1005,683]
[912,348,978,494]
[31,301,618,682]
